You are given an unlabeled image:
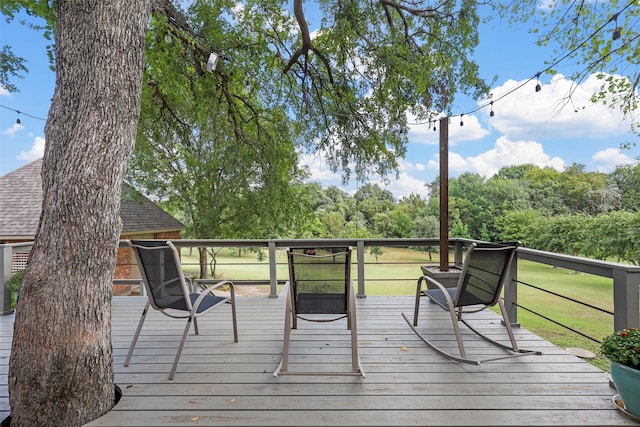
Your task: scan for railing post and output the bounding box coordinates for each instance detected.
[1,244,13,315]
[268,240,278,298]
[356,240,366,298]
[612,268,640,331]
[502,254,519,327]
[453,240,464,266]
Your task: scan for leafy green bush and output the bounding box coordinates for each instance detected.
[6,269,24,309]
[6,269,24,294]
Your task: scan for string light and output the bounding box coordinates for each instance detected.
[535,73,542,92]
[0,104,47,122]
[456,0,635,122]
[611,13,621,40]
[489,101,495,117]
[459,114,464,126]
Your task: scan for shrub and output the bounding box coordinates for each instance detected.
[601,328,640,370]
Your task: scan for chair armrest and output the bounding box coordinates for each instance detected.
[419,275,457,310]
[193,279,235,292]
[191,280,236,310]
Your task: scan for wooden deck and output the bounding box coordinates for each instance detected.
[1,294,637,426]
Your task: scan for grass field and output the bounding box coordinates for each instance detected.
[180,246,617,370]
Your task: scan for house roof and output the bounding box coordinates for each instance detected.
[0,159,183,239]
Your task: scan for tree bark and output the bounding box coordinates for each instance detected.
[8,1,151,425]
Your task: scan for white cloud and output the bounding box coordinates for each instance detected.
[592,148,638,172]
[376,173,430,200]
[428,136,565,177]
[0,87,9,97]
[485,74,631,140]
[17,136,45,161]
[398,158,426,172]
[298,151,349,188]
[3,122,23,136]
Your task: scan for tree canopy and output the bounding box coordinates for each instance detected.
[124,0,494,247]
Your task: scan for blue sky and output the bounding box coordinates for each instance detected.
[1,6,638,200]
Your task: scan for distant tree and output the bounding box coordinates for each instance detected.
[355,183,396,225]
[522,167,570,216]
[558,164,609,215]
[412,215,439,259]
[449,213,471,239]
[495,208,545,247]
[389,206,414,238]
[322,211,347,238]
[369,246,384,263]
[344,212,369,238]
[323,186,357,221]
[413,215,440,239]
[397,193,429,218]
[372,212,393,237]
[609,164,640,211]
[587,185,622,214]
[585,211,640,264]
[539,214,591,256]
[495,164,537,180]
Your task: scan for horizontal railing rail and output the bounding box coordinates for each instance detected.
[2,239,639,335]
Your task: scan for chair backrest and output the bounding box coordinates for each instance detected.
[130,240,191,311]
[288,247,351,315]
[455,242,519,308]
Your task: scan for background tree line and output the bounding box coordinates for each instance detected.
[168,161,640,266]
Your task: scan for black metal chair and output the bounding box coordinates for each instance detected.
[403,241,541,364]
[274,247,365,377]
[124,240,238,379]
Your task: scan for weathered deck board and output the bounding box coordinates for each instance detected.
[1,295,636,426]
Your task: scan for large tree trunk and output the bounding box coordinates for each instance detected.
[8,1,151,425]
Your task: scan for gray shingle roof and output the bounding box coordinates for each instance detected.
[0,159,183,239]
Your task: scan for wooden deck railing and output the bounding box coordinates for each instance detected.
[2,238,639,334]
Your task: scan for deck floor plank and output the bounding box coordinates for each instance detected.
[1,295,636,426]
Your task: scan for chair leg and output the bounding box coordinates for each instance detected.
[169,316,193,380]
[450,308,467,359]
[124,300,150,367]
[230,284,238,343]
[274,287,294,377]
[412,276,425,326]
[348,287,365,377]
[498,298,520,351]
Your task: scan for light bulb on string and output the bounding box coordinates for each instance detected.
[459,114,464,126]
[612,13,621,40]
[489,101,495,117]
[613,27,621,40]
[535,73,542,92]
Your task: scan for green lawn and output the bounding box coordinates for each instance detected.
[179,246,616,370]
[515,261,613,370]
